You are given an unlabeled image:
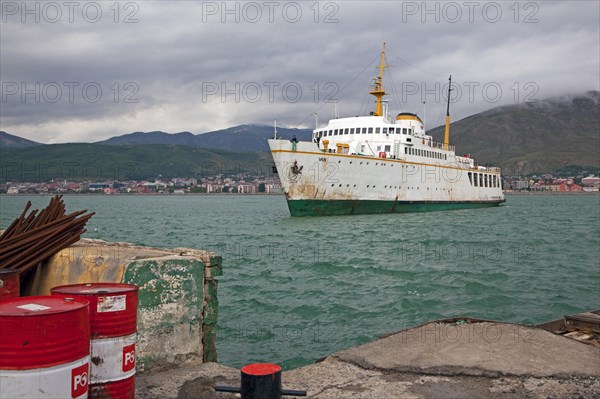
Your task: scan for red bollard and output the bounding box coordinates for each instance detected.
[215,363,306,398]
[241,363,282,399]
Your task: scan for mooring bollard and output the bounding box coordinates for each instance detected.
[215,363,307,398]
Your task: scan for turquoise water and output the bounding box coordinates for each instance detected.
[1,194,599,370]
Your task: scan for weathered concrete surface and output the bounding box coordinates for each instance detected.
[27,238,222,372]
[333,321,600,378]
[137,321,600,398]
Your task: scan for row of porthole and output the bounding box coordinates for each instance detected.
[330,183,453,191]
[343,160,392,166]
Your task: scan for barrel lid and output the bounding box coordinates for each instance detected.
[241,363,282,376]
[0,295,89,316]
[52,282,139,295]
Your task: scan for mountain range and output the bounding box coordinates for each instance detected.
[95,125,312,151]
[1,90,598,180]
[429,90,599,174]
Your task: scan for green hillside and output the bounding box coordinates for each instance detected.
[428,91,600,174]
[0,143,272,182]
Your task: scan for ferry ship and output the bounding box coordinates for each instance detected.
[269,44,505,216]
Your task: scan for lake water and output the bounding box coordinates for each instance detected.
[1,194,599,370]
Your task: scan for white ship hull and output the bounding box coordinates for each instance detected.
[269,140,505,216]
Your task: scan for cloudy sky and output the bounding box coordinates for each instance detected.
[1,0,598,143]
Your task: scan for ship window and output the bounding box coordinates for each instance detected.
[383,128,388,134]
[402,128,407,134]
[390,128,395,134]
[485,175,488,187]
[329,130,332,136]
[405,147,408,154]
[376,146,381,151]
[334,129,339,135]
[493,175,497,187]
[362,127,367,134]
[385,145,391,152]
[368,127,373,133]
[474,173,478,186]
[344,128,349,134]
[375,127,380,134]
[350,128,354,134]
[479,174,483,187]
[361,145,365,152]
[468,172,473,185]
[444,154,447,160]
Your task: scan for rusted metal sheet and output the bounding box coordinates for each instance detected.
[536,310,600,347]
[565,311,600,333]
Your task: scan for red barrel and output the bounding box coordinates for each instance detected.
[0,296,91,398]
[0,269,20,300]
[51,283,138,399]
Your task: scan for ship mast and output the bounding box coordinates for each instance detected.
[369,43,388,117]
[443,75,452,149]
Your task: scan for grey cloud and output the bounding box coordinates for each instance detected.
[1,0,598,143]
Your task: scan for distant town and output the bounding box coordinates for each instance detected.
[2,172,599,195]
[2,174,283,195]
[503,174,600,193]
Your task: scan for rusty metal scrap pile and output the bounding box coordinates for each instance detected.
[0,195,94,275]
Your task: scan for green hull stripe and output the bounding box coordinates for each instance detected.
[287,199,505,217]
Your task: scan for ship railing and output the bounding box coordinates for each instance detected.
[470,165,502,173]
[425,140,454,152]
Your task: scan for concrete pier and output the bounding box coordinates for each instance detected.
[28,238,222,371]
[137,319,600,398]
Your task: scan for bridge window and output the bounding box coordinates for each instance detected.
[344,128,349,134]
[334,129,338,135]
[350,128,354,134]
[362,127,367,134]
[375,127,380,134]
[368,127,373,133]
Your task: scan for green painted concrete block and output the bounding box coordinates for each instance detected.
[122,257,206,371]
[204,280,218,326]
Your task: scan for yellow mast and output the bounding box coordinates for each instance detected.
[443,75,452,149]
[369,43,388,116]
